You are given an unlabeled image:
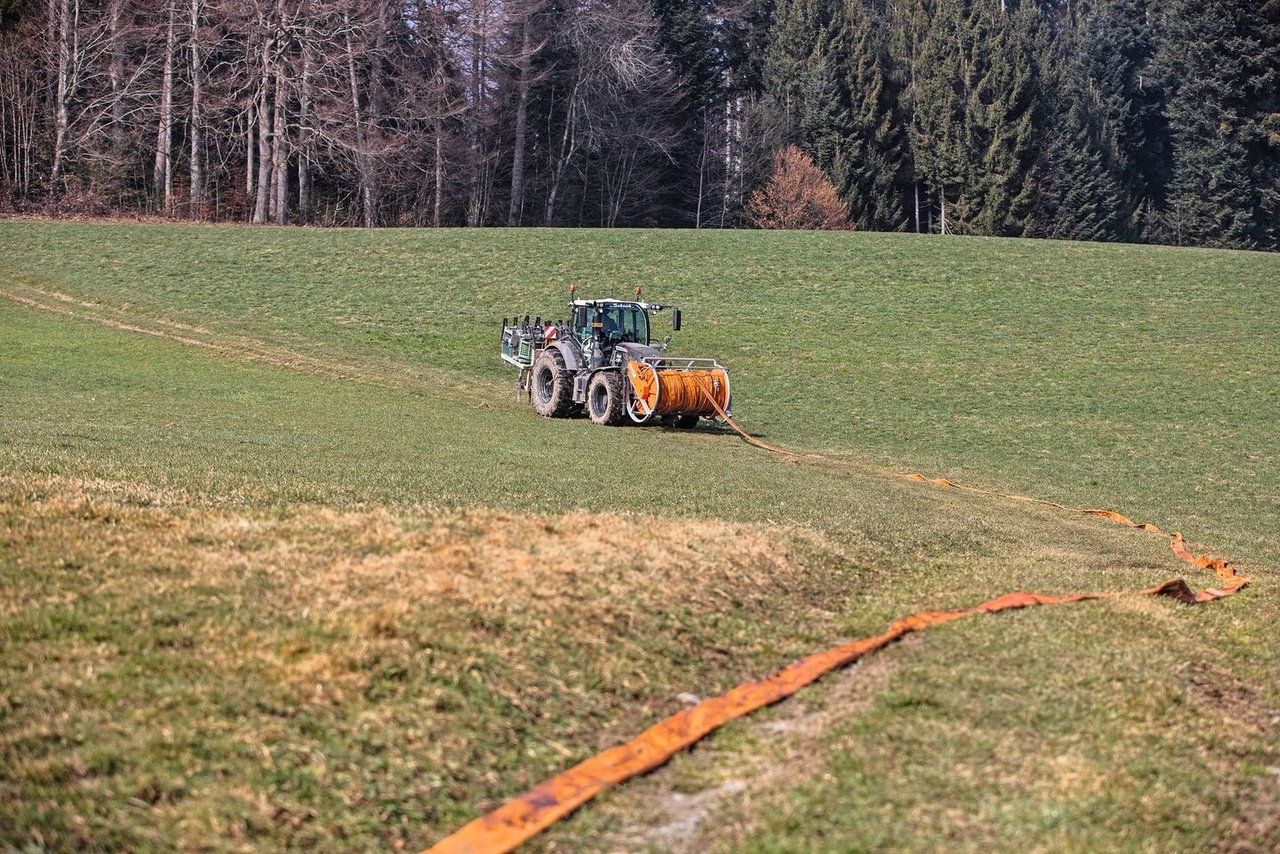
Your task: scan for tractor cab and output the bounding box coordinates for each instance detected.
[501,295,680,375]
[571,300,649,346]
[569,297,682,369]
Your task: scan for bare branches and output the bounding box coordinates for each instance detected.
[1,0,693,225]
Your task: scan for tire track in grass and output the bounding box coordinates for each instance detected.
[0,282,496,408]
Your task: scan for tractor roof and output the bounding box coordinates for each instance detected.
[569,298,666,311]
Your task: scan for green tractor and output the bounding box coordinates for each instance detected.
[500,290,731,427]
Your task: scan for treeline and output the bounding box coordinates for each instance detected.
[766,0,1279,248]
[1,0,1277,248]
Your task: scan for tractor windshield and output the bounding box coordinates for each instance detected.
[601,304,649,344]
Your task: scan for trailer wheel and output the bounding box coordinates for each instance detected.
[587,371,627,426]
[532,349,574,418]
[674,414,700,429]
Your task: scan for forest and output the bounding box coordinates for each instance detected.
[0,0,1277,249]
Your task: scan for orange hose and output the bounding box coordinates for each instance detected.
[706,394,1244,594]
[697,383,802,457]
[908,474,1246,598]
[421,398,1250,854]
[424,572,1244,854]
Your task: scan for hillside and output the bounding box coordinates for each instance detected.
[1,221,1277,851]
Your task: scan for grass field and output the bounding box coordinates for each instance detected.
[1,220,1278,851]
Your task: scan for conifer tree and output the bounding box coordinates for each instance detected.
[796,51,853,194]
[764,0,832,134]
[1154,0,1280,248]
[1079,0,1168,239]
[719,0,775,96]
[969,2,1047,237]
[908,0,972,232]
[885,0,931,231]
[1038,66,1124,242]
[652,0,721,225]
[827,0,908,230]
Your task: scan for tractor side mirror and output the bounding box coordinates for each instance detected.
[575,306,587,330]
[672,308,682,331]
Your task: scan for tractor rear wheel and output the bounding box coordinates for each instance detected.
[532,348,574,418]
[587,371,627,426]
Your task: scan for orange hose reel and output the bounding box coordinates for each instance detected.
[626,360,730,422]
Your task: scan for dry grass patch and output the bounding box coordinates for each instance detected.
[0,475,861,851]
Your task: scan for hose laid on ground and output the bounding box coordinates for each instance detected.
[703,395,1243,598]
[701,388,805,458]
[422,393,1250,854]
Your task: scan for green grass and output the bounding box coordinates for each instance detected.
[4,222,1277,561]
[1,220,1277,851]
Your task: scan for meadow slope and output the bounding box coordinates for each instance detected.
[1,221,1277,851]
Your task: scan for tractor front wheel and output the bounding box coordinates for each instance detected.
[587,371,627,426]
[532,349,574,418]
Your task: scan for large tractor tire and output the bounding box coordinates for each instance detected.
[532,348,574,418]
[587,370,628,426]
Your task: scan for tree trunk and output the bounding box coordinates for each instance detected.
[107,0,124,156]
[246,97,255,202]
[48,0,71,191]
[1,52,10,188]
[719,96,743,228]
[506,17,532,226]
[343,15,373,228]
[188,0,202,219]
[433,117,443,227]
[270,65,286,224]
[297,8,313,216]
[253,25,272,223]
[366,0,387,226]
[1,65,8,187]
[695,107,707,229]
[545,79,580,225]
[466,0,487,226]
[153,0,175,212]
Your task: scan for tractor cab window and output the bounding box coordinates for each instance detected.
[601,304,649,344]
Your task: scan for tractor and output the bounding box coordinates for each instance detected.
[500,288,731,427]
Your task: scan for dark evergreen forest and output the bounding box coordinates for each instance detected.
[1,0,1277,249]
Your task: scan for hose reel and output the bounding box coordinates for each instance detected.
[625,359,731,424]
